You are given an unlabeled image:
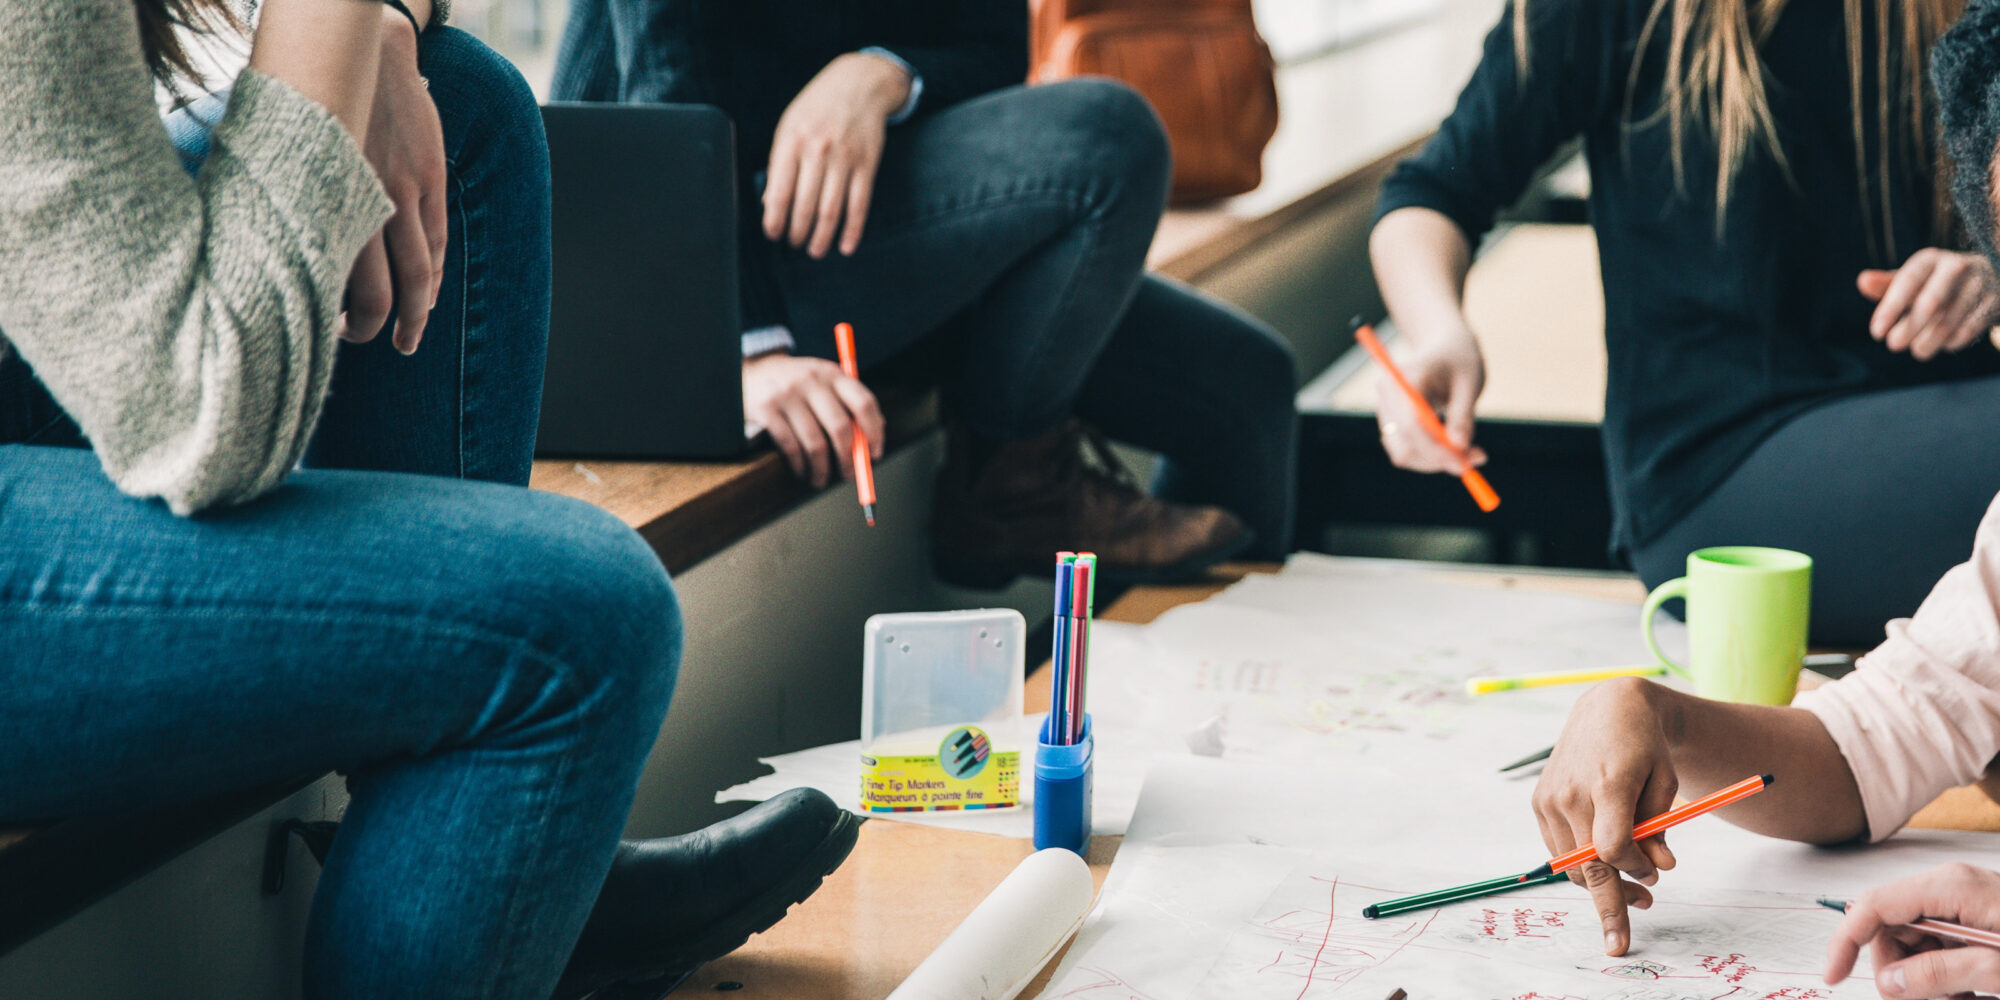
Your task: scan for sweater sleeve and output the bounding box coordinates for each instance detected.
[872,1,1028,115]
[0,1,391,515]
[1794,493,2000,842]
[1375,0,1627,242]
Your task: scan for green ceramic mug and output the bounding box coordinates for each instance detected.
[1641,546,1813,705]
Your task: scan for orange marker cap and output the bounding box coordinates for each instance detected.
[835,322,860,378]
[1354,323,1500,513]
[834,322,876,525]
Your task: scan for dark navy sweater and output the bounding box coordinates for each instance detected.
[1378,0,2000,551]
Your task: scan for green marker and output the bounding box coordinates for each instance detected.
[1362,871,1571,919]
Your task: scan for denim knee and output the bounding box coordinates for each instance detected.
[1238,318,1300,403]
[1155,276,1299,411]
[420,27,551,175]
[420,27,539,120]
[476,492,683,736]
[1027,79,1172,213]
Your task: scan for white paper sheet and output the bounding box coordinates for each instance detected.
[1042,756,2000,1000]
[1048,845,1882,1000]
[1183,859,1874,1000]
[720,557,1688,837]
[1118,755,2000,898]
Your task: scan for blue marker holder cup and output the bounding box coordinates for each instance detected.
[1033,713,1093,855]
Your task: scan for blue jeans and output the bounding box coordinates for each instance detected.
[0,28,680,1000]
[770,81,1301,558]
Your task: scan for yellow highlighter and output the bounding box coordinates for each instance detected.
[1466,664,1669,696]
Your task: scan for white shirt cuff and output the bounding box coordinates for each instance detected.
[742,326,797,358]
[860,47,924,125]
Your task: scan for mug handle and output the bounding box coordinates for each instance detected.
[1642,577,1693,680]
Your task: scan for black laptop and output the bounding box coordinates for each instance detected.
[536,102,747,460]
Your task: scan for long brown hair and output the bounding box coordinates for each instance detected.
[134,0,243,84]
[1515,0,1965,252]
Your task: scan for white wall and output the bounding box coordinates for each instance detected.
[1256,0,1449,63]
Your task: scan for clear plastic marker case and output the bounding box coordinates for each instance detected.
[859,609,1025,813]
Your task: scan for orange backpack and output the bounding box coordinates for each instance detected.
[1031,0,1281,204]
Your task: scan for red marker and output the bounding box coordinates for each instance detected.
[834,322,877,527]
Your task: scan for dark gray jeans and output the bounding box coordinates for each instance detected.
[771,80,1300,558]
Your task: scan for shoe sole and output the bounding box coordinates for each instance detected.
[937,528,1258,591]
[568,810,865,1000]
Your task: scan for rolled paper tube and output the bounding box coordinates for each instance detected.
[887,848,1096,1000]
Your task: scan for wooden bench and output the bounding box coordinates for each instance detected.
[1297,222,1614,567]
[0,779,314,957]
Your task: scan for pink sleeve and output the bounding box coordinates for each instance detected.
[1795,495,2000,842]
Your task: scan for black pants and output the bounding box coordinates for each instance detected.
[770,80,1300,559]
[1631,373,2000,647]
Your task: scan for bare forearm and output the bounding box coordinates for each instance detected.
[1370,206,1476,345]
[1651,683,1867,844]
[249,0,384,139]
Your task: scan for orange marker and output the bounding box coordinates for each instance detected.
[834,322,877,527]
[1522,773,1773,880]
[1353,323,1500,512]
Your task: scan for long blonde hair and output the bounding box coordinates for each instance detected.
[1515,0,1964,252]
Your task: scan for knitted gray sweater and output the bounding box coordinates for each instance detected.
[0,1,393,514]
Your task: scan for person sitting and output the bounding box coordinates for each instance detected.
[1531,16,2000,984]
[550,0,1300,586]
[0,2,852,997]
[1369,0,2000,646]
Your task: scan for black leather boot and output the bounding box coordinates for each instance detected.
[552,788,862,1000]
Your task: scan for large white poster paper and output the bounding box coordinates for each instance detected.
[1042,756,2000,1000]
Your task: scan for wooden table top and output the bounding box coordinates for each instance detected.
[682,566,1256,998]
[683,561,2000,1000]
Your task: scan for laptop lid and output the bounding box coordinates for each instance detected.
[536,102,745,460]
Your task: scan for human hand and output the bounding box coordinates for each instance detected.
[1825,863,2000,999]
[743,352,886,488]
[1857,249,2000,362]
[343,10,445,353]
[1531,677,1681,957]
[1373,328,1488,473]
[762,52,912,260]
